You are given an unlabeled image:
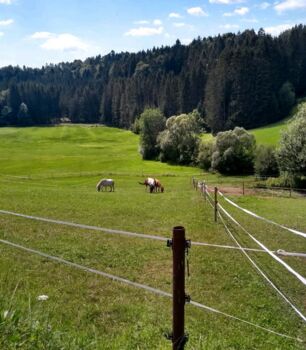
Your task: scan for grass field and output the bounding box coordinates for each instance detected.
[202,100,306,147]
[0,125,305,349]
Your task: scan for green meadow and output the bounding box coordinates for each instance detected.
[0,125,305,349]
[202,100,306,147]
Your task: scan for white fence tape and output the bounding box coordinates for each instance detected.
[0,237,303,343]
[218,192,306,239]
[0,209,268,254]
[217,204,306,286]
[217,208,306,323]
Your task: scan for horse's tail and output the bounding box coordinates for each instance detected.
[138,182,145,185]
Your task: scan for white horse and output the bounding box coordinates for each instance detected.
[96,179,115,192]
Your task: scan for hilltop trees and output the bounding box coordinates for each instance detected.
[0,25,306,129]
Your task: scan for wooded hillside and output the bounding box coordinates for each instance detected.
[0,25,305,132]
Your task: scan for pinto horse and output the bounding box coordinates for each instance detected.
[96,179,115,192]
[139,178,164,193]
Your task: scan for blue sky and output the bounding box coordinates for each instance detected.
[0,0,305,67]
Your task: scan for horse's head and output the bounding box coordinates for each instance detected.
[161,186,164,193]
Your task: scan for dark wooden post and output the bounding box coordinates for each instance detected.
[203,182,206,201]
[214,187,218,222]
[242,182,245,196]
[172,226,188,350]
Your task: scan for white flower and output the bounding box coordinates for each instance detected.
[37,295,49,301]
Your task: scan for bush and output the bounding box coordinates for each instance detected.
[211,127,256,175]
[158,112,200,165]
[198,141,214,170]
[255,145,279,178]
[277,105,306,177]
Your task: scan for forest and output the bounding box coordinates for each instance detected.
[0,24,305,133]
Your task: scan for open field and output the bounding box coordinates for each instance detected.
[0,126,305,349]
[202,100,306,147]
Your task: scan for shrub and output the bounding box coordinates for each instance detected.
[277,105,306,177]
[158,112,200,165]
[198,141,214,171]
[255,145,279,178]
[211,127,256,175]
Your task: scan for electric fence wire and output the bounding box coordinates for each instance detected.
[216,197,306,286]
[0,209,275,254]
[217,205,306,323]
[0,237,303,343]
[218,191,306,239]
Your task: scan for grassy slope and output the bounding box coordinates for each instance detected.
[0,125,305,349]
[202,100,306,146]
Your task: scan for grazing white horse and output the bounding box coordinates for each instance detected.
[96,179,115,192]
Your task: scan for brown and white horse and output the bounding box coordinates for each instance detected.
[139,178,164,193]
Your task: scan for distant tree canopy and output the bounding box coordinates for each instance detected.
[0,25,306,131]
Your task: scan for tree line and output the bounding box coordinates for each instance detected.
[138,104,306,187]
[0,25,306,132]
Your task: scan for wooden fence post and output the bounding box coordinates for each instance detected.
[242,182,245,196]
[203,182,206,201]
[167,226,189,350]
[214,187,218,222]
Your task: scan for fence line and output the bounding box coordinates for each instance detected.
[0,237,302,343]
[217,206,306,323]
[217,203,306,286]
[195,182,306,322]
[3,208,305,257]
[0,209,275,254]
[218,191,306,239]
[197,186,306,258]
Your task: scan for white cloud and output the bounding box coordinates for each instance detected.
[265,23,292,35]
[153,19,162,26]
[38,33,89,51]
[173,22,186,27]
[134,20,150,25]
[220,24,240,29]
[31,32,53,39]
[125,26,164,37]
[274,0,306,13]
[209,0,245,3]
[0,32,4,36]
[0,0,13,4]
[169,12,182,18]
[0,19,13,26]
[235,6,249,14]
[260,2,271,9]
[224,6,249,15]
[187,7,208,16]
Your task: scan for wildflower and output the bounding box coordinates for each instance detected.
[37,295,49,301]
